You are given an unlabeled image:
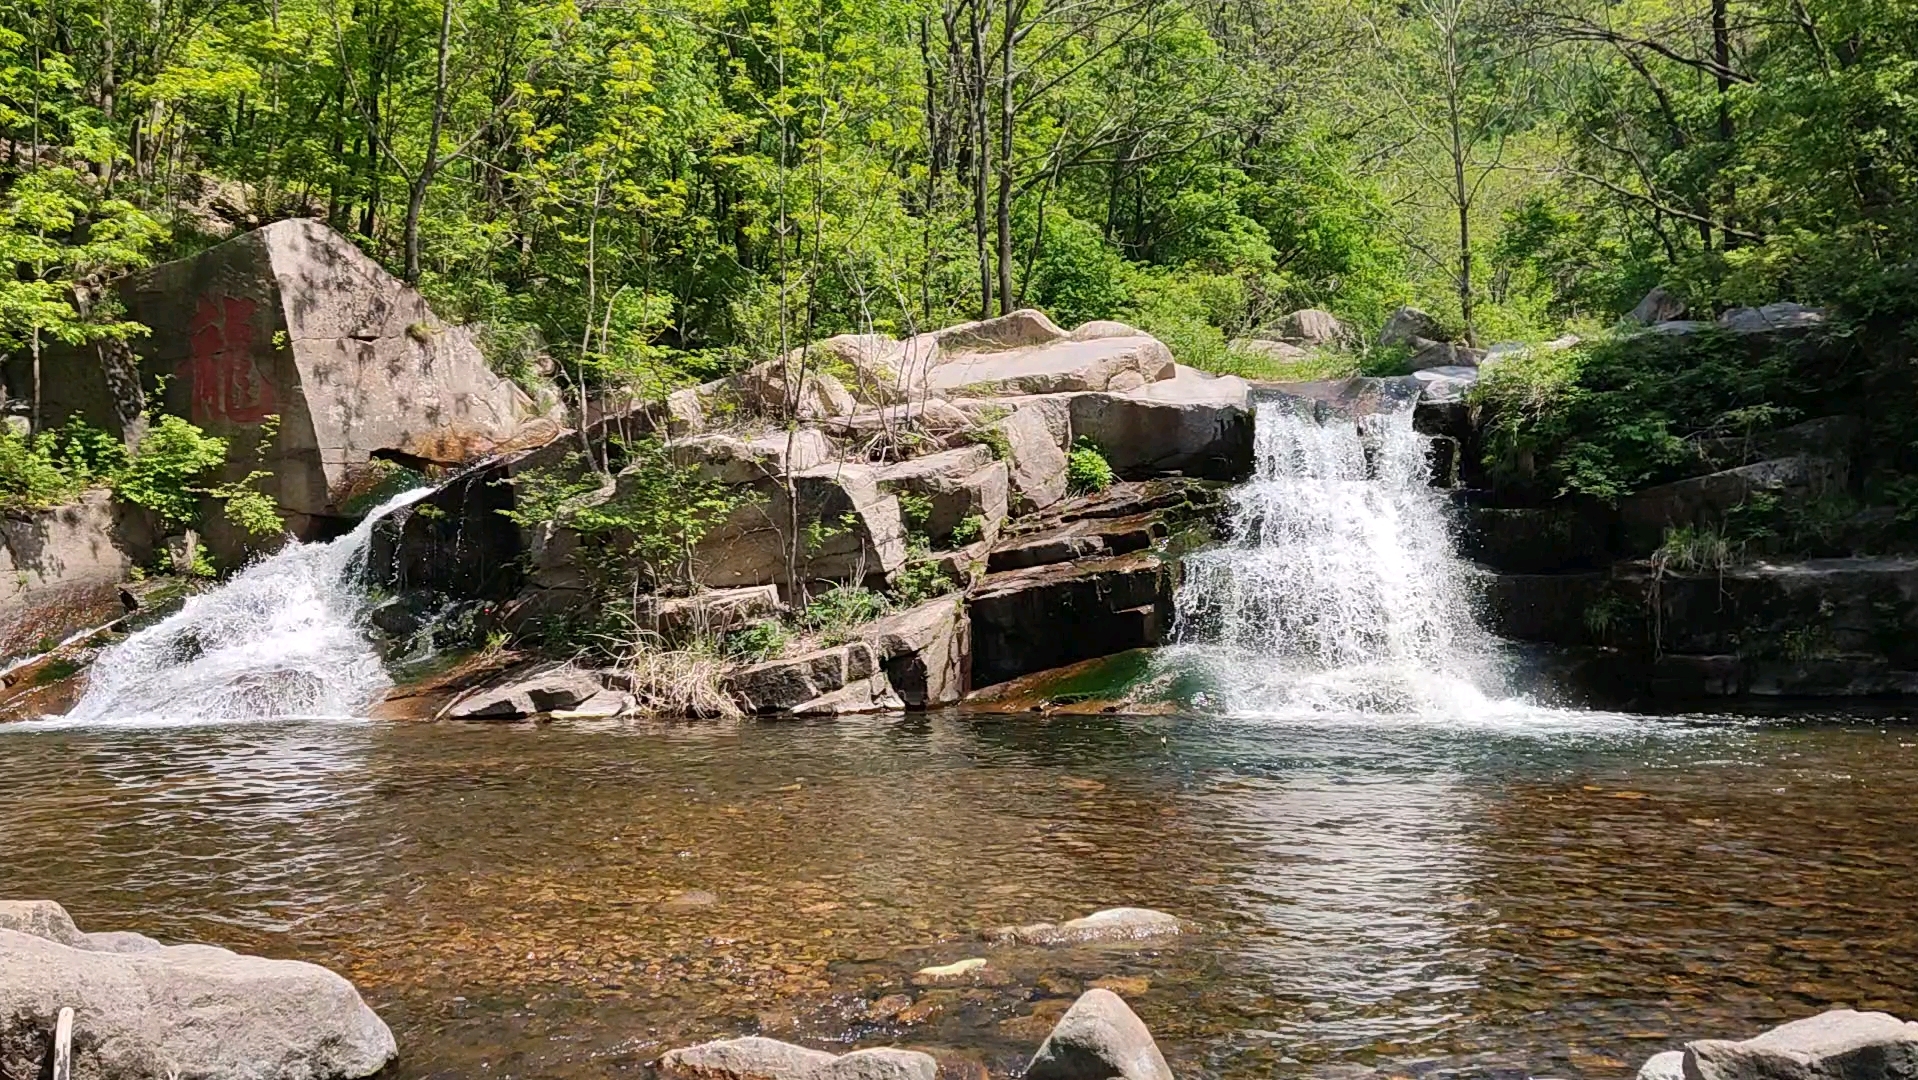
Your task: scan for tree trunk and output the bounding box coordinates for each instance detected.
[403,0,456,281]
[969,0,992,319]
[995,0,1015,315]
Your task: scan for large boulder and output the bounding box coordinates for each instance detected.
[812,1049,939,1080]
[725,641,880,713]
[1274,308,1352,347]
[0,902,396,1080]
[673,429,836,485]
[875,446,1009,545]
[1067,370,1254,481]
[0,490,147,660]
[648,585,784,646]
[1024,989,1172,1080]
[994,406,1070,513]
[21,219,549,543]
[1379,306,1446,347]
[1628,286,1687,325]
[693,463,909,591]
[970,551,1172,687]
[1680,1010,1918,1080]
[1619,456,1847,552]
[925,331,1175,397]
[862,597,970,707]
[436,660,620,719]
[1717,302,1827,335]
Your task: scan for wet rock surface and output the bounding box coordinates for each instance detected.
[1025,989,1173,1080]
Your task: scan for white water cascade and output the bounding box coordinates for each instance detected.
[1170,399,1505,717]
[64,488,432,723]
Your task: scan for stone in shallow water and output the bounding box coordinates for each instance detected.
[989,907,1182,946]
[1683,1010,1918,1080]
[1025,988,1173,1080]
[812,1048,939,1080]
[656,1036,839,1080]
[913,957,988,983]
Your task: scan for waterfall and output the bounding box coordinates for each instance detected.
[64,488,432,724]
[1170,399,1503,716]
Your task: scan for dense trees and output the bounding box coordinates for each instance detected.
[2,0,1917,411]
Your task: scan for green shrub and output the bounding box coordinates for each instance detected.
[1066,437,1115,495]
[891,560,956,606]
[113,415,230,527]
[0,426,86,512]
[724,619,788,662]
[950,514,986,545]
[800,584,888,644]
[896,490,934,531]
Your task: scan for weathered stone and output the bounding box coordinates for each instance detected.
[0,904,396,1080]
[813,1049,939,1080]
[1067,376,1254,481]
[673,429,836,485]
[787,672,905,715]
[991,908,1182,946]
[1718,302,1827,335]
[1409,366,1478,402]
[1683,1010,1918,1080]
[988,512,1164,573]
[1461,506,1610,573]
[656,1037,839,1080]
[0,489,145,659]
[733,359,860,420]
[1693,415,1860,473]
[1638,1051,1686,1080]
[926,334,1175,397]
[1227,338,1307,361]
[876,446,1009,544]
[649,585,784,646]
[1619,456,1847,551]
[862,597,970,707]
[1406,338,1481,372]
[1628,286,1688,325]
[1379,306,1445,347]
[1025,989,1173,1080]
[933,309,1068,353]
[1069,320,1144,342]
[1274,308,1352,347]
[970,552,1171,687]
[726,642,879,713]
[1249,376,1420,419]
[23,220,547,547]
[693,463,908,590]
[995,406,1070,513]
[437,660,610,719]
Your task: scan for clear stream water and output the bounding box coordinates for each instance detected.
[3,405,1915,1078]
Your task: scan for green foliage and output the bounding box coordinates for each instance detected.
[112,416,230,527]
[800,585,888,645]
[966,423,1012,462]
[1066,437,1115,495]
[568,438,754,589]
[896,491,934,533]
[891,561,956,607]
[724,619,789,662]
[949,514,986,546]
[0,425,84,512]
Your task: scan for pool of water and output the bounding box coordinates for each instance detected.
[2,709,1914,1080]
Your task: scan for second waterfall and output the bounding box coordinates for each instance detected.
[1170,397,1506,716]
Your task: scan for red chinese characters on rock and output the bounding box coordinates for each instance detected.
[184,294,277,425]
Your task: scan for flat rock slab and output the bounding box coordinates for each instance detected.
[927,336,1175,397]
[438,660,611,720]
[0,901,395,1080]
[1025,988,1173,1080]
[813,1049,939,1080]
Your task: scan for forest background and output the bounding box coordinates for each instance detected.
[2,0,1916,469]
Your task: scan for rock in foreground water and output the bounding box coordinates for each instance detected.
[1682,1010,1918,1080]
[812,1048,939,1080]
[657,1036,839,1080]
[0,901,396,1080]
[1026,988,1173,1080]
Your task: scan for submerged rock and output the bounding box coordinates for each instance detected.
[657,1036,839,1080]
[989,907,1183,946]
[1025,988,1173,1080]
[0,901,395,1080]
